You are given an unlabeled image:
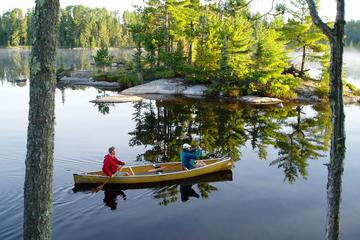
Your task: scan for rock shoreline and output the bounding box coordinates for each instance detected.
[57,70,120,89]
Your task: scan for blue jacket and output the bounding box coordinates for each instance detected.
[180,149,202,169]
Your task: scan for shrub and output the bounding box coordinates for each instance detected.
[184,68,214,84]
[93,46,114,68]
[247,75,299,99]
[142,67,176,81]
[118,73,143,88]
[315,74,329,98]
[153,69,176,79]
[92,72,108,81]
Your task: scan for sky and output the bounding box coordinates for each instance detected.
[0,0,359,21]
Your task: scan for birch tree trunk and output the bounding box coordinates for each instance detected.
[23,0,59,239]
[305,1,345,239]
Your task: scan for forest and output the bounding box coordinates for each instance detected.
[0,0,357,99]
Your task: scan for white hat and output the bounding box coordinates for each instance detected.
[182,143,191,149]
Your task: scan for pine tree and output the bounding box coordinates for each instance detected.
[223,14,254,80]
[283,0,328,77]
[249,19,298,98]
[194,14,222,71]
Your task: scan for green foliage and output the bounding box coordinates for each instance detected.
[0,1,339,100]
[222,15,254,79]
[0,5,139,48]
[92,68,143,89]
[142,67,176,81]
[58,6,125,48]
[0,9,28,46]
[153,69,176,79]
[247,20,299,98]
[195,15,222,71]
[93,46,113,68]
[184,67,215,85]
[344,82,360,96]
[118,73,143,88]
[167,40,186,70]
[315,49,330,98]
[283,0,328,75]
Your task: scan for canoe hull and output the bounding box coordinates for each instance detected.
[73,170,233,191]
[73,158,233,185]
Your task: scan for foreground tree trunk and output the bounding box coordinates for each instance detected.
[305,1,346,239]
[23,0,59,239]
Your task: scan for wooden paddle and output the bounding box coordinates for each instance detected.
[92,165,124,193]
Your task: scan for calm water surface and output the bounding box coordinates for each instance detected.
[0,49,360,239]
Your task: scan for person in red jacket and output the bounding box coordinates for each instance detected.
[102,146,126,177]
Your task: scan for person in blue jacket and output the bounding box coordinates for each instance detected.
[180,143,205,170]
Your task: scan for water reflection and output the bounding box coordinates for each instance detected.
[127,99,331,183]
[0,48,133,84]
[103,190,126,211]
[97,103,115,115]
[0,49,30,83]
[73,170,232,208]
[180,185,200,202]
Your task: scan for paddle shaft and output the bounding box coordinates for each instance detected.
[147,163,182,173]
[93,165,124,193]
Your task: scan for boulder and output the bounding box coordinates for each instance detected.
[90,95,143,103]
[121,78,207,97]
[238,95,283,105]
[58,76,119,89]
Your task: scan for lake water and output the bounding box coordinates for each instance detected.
[0,49,360,239]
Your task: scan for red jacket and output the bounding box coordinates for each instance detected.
[102,154,125,176]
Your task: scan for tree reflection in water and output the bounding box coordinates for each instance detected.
[152,183,218,206]
[128,99,331,183]
[0,49,30,83]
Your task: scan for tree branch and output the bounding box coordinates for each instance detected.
[250,0,275,21]
[305,0,334,40]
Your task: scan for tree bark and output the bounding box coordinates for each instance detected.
[188,41,193,65]
[326,24,346,240]
[300,46,306,76]
[188,21,194,65]
[305,1,345,240]
[23,0,59,239]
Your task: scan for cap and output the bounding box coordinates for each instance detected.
[182,143,191,149]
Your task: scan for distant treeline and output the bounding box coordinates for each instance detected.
[345,20,360,47]
[0,6,136,48]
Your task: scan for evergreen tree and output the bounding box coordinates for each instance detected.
[194,14,222,71]
[222,14,254,80]
[93,45,113,68]
[249,19,298,98]
[283,0,328,77]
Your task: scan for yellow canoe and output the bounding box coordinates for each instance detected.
[73,157,233,185]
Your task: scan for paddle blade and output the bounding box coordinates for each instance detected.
[92,177,111,193]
